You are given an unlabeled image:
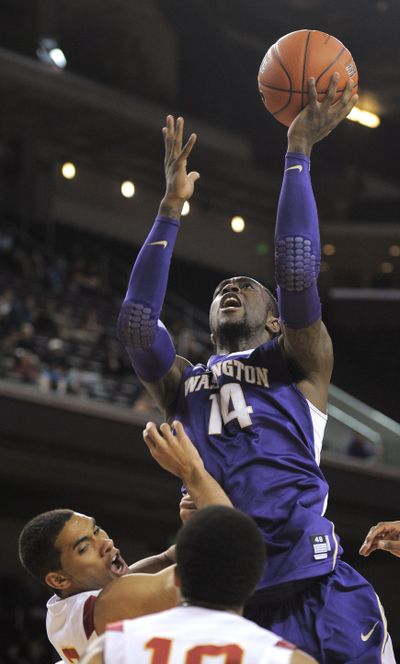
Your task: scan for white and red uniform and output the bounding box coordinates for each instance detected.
[46,590,100,663]
[103,605,296,664]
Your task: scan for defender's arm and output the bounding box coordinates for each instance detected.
[93,567,178,634]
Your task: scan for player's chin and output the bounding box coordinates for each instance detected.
[218,309,244,325]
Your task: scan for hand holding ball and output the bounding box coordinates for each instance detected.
[258,29,358,126]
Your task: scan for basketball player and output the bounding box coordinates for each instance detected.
[81,506,317,664]
[360,520,400,558]
[117,75,396,662]
[18,422,231,663]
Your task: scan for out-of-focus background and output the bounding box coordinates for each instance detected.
[0,1,399,661]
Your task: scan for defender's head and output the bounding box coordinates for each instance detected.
[175,505,266,611]
[18,509,128,597]
[209,277,280,351]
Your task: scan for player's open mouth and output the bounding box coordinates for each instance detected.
[110,552,128,576]
[220,294,242,310]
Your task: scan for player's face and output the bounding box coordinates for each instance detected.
[209,276,271,336]
[55,512,129,594]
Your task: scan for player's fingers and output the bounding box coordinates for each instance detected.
[338,78,355,106]
[172,420,186,438]
[322,72,339,107]
[143,428,157,452]
[145,421,167,446]
[188,171,201,185]
[160,421,177,444]
[164,115,176,161]
[179,133,197,162]
[172,420,199,450]
[377,540,400,557]
[180,493,196,508]
[172,116,184,157]
[307,77,318,107]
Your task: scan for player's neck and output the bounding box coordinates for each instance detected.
[215,331,271,355]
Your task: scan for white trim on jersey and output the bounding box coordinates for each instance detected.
[306,399,327,466]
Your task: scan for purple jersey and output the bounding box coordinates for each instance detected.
[173,336,342,589]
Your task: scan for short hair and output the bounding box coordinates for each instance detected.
[176,506,266,608]
[18,509,74,585]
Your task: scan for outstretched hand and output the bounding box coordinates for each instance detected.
[162,115,200,205]
[143,420,204,481]
[287,73,358,156]
[359,520,400,558]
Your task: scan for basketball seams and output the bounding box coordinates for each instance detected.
[301,31,312,110]
[269,43,293,115]
[258,29,358,126]
[315,46,347,86]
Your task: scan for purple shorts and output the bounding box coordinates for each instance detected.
[244,559,394,663]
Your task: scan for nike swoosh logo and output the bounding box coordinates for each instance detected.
[147,240,168,249]
[285,165,303,173]
[361,621,379,642]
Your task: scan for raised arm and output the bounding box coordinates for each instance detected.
[143,420,233,510]
[117,116,200,415]
[276,74,358,412]
[127,543,176,573]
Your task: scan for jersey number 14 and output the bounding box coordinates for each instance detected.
[208,383,253,434]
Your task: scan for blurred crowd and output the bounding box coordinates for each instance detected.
[0,228,208,415]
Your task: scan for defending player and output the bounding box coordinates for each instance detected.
[18,422,232,663]
[81,506,317,664]
[117,75,396,663]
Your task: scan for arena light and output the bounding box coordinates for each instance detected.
[231,216,245,233]
[322,243,336,256]
[37,38,67,69]
[61,162,76,179]
[182,201,190,216]
[388,245,400,257]
[346,107,380,128]
[121,181,135,198]
[381,262,393,274]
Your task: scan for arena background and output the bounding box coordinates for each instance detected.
[0,1,399,661]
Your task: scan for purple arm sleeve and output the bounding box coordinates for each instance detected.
[117,215,179,382]
[275,152,321,329]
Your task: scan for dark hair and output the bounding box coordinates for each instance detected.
[176,506,266,608]
[18,509,74,585]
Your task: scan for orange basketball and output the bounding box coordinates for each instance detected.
[257,29,358,127]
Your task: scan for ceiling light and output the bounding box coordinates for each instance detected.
[61,162,76,179]
[381,262,394,274]
[231,216,245,233]
[346,107,380,128]
[322,243,336,256]
[388,245,400,257]
[37,38,67,69]
[121,181,135,198]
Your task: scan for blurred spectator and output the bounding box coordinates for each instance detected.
[14,348,40,384]
[347,432,376,460]
[45,256,67,293]
[0,228,202,418]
